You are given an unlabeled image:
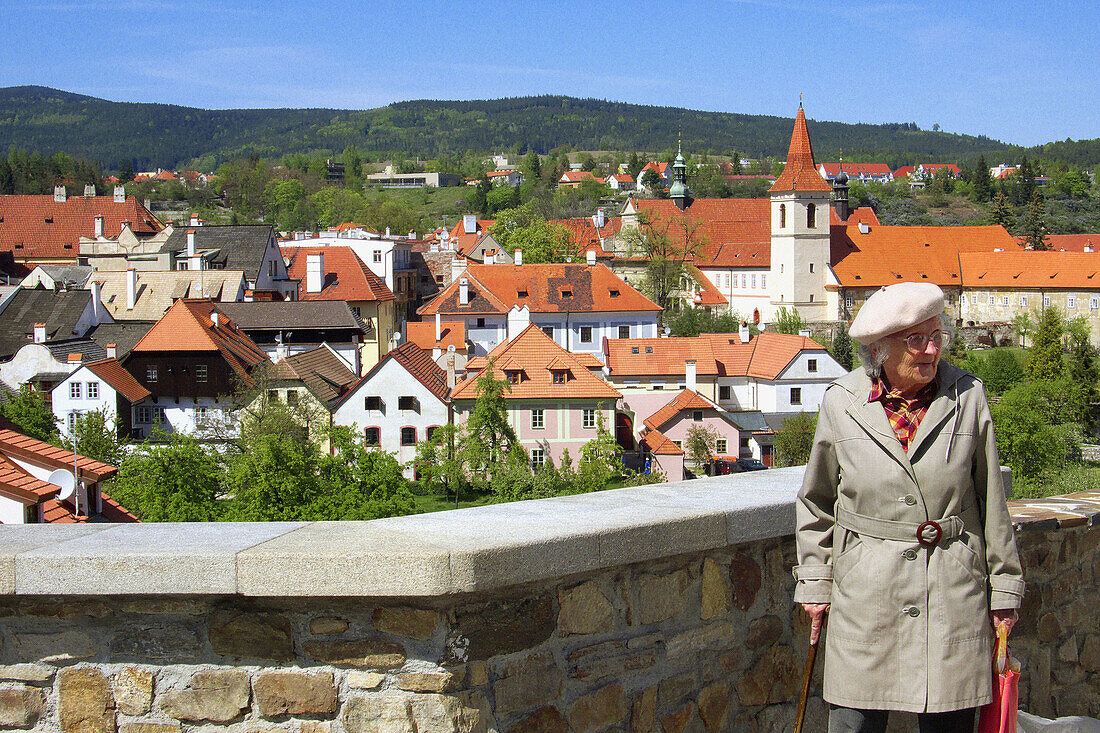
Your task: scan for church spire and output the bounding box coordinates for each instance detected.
[769,105,831,194]
[670,139,691,210]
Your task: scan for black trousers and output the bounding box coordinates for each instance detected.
[828,706,977,733]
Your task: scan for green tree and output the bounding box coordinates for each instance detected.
[992,379,1082,482]
[990,193,1014,231]
[522,149,541,181]
[576,406,622,490]
[459,361,518,495]
[1027,307,1065,380]
[62,409,126,466]
[1021,190,1048,250]
[627,152,643,179]
[0,386,58,443]
[773,306,805,335]
[729,152,743,175]
[486,184,519,214]
[414,423,463,502]
[1012,311,1035,348]
[774,412,818,467]
[467,172,491,217]
[623,211,707,321]
[118,159,135,184]
[1067,316,1098,425]
[830,323,854,371]
[685,423,720,476]
[971,155,992,202]
[111,433,224,521]
[315,427,416,520]
[1015,156,1036,205]
[641,168,663,193]
[981,349,1025,396]
[225,432,323,521]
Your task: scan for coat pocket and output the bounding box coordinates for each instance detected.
[829,534,899,645]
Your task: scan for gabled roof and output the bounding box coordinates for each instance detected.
[451,325,620,401]
[418,263,660,316]
[0,194,163,260]
[689,267,727,306]
[894,166,916,178]
[40,491,138,523]
[820,163,894,177]
[831,224,1019,288]
[0,428,117,482]
[281,246,394,303]
[548,216,622,255]
[86,321,155,360]
[25,264,94,288]
[641,427,683,455]
[634,198,772,268]
[161,225,275,281]
[560,171,602,183]
[337,341,450,408]
[270,346,358,406]
[46,339,107,364]
[131,299,267,381]
[1041,234,1100,253]
[88,269,246,320]
[0,289,93,359]
[215,301,364,331]
[605,331,826,381]
[82,358,151,402]
[770,107,832,194]
[640,161,672,177]
[959,250,1100,289]
[405,320,467,353]
[644,389,720,431]
[609,173,635,183]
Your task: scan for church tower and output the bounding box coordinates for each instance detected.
[769,104,832,322]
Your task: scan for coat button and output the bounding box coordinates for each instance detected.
[903,549,918,560]
[907,606,921,617]
[904,495,917,506]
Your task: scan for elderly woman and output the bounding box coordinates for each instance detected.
[794,282,1024,733]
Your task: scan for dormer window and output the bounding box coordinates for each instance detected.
[609,289,620,297]
[560,288,573,298]
[645,346,653,354]
[631,346,640,354]
[506,370,521,384]
[517,289,528,298]
[552,370,570,384]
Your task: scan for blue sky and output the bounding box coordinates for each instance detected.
[2,0,1096,147]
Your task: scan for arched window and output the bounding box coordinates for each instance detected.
[807,203,816,228]
[779,204,786,228]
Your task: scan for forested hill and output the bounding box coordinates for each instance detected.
[0,85,1068,171]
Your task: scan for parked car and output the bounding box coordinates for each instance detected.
[734,458,767,472]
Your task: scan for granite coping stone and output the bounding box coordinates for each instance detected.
[0,465,1066,599]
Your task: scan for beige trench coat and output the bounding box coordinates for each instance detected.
[794,362,1024,713]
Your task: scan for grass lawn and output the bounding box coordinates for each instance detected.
[383,186,469,230]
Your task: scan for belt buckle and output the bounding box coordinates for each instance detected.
[917,520,942,548]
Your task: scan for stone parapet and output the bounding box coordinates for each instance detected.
[0,469,1095,732]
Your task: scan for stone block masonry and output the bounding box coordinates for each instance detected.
[0,473,1095,732]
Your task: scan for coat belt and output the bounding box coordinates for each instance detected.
[835,505,965,547]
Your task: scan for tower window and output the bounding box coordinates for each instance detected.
[807,204,816,228]
[779,204,786,228]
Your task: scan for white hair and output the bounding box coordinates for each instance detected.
[860,315,955,378]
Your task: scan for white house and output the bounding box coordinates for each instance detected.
[332,341,452,478]
[52,358,151,439]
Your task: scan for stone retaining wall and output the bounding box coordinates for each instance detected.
[0,472,1096,732]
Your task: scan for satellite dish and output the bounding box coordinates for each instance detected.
[48,469,76,501]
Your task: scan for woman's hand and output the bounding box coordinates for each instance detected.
[801,603,830,644]
[991,609,1018,637]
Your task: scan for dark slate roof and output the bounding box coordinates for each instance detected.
[762,412,807,434]
[271,346,358,407]
[215,301,364,331]
[33,265,94,288]
[0,289,92,360]
[46,339,107,363]
[725,410,771,433]
[85,321,156,360]
[161,225,274,281]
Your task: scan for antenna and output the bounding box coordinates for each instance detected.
[48,468,76,502]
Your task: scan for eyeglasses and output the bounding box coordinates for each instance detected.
[895,330,951,352]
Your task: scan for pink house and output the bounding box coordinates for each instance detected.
[450,325,621,471]
[641,389,741,480]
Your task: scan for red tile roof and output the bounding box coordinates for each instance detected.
[131,299,268,382]
[548,216,622,255]
[922,163,962,176]
[633,198,772,268]
[560,171,602,184]
[605,331,825,381]
[1039,234,1100,253]
[40,492,138,523]
[830,206,880,227]
[894,166,916,178]
[84,358,151,402]
[609,173,635,183]
[0,194,163,260]
[0,429,117,482]
[389,341,450,402]
[770,107,832,194]
[446,219,496,258]
[405,320,467,353]
[451,325,621,401]
[644,389,717,431]
[959,250,1100,289]
[831,224,1019,288]
[689,267,727,306]
[641,427,683,455]
[640,162,671,177]
[820,163,894,177]
[418,262,660,316]
[281,246,394,302]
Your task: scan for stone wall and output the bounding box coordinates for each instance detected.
[0,472,1096,733]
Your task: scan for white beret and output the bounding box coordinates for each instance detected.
[849,282,945,345]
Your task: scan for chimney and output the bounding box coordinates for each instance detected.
[739,321,751,344]
[33,323,46,343]
[586,249,596,267]
[67,353,83,365]
[463,214,477,234]
[187,229,202,271]
[113,185,125,203]
[435,312,442,343]
[858,222,870,235]
[126,268,137,311]
[144,198,151,211]
[94,215,104,238]
[685,359,697,393]
[408,230,416,239]
[190,213,199,226]
[594,208,606,229]
[211,311,220,328]
[385,227,391,238]
[446,348,456,389]
[459,277,469,305]
[84,184,96,198]
[514,249,523,266]
[106,343,117,359]
[306,252,324,294]
[54,185,66,203]
[90,280,103,324]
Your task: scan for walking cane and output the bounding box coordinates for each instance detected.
[794,614,823,733]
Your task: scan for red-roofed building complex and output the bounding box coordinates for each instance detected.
[0,428,137,524]
[0,186,163,274]
[450,325,621,471]
[417,261,661,361]
[124,299,268,437]
[818,162,894,184]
